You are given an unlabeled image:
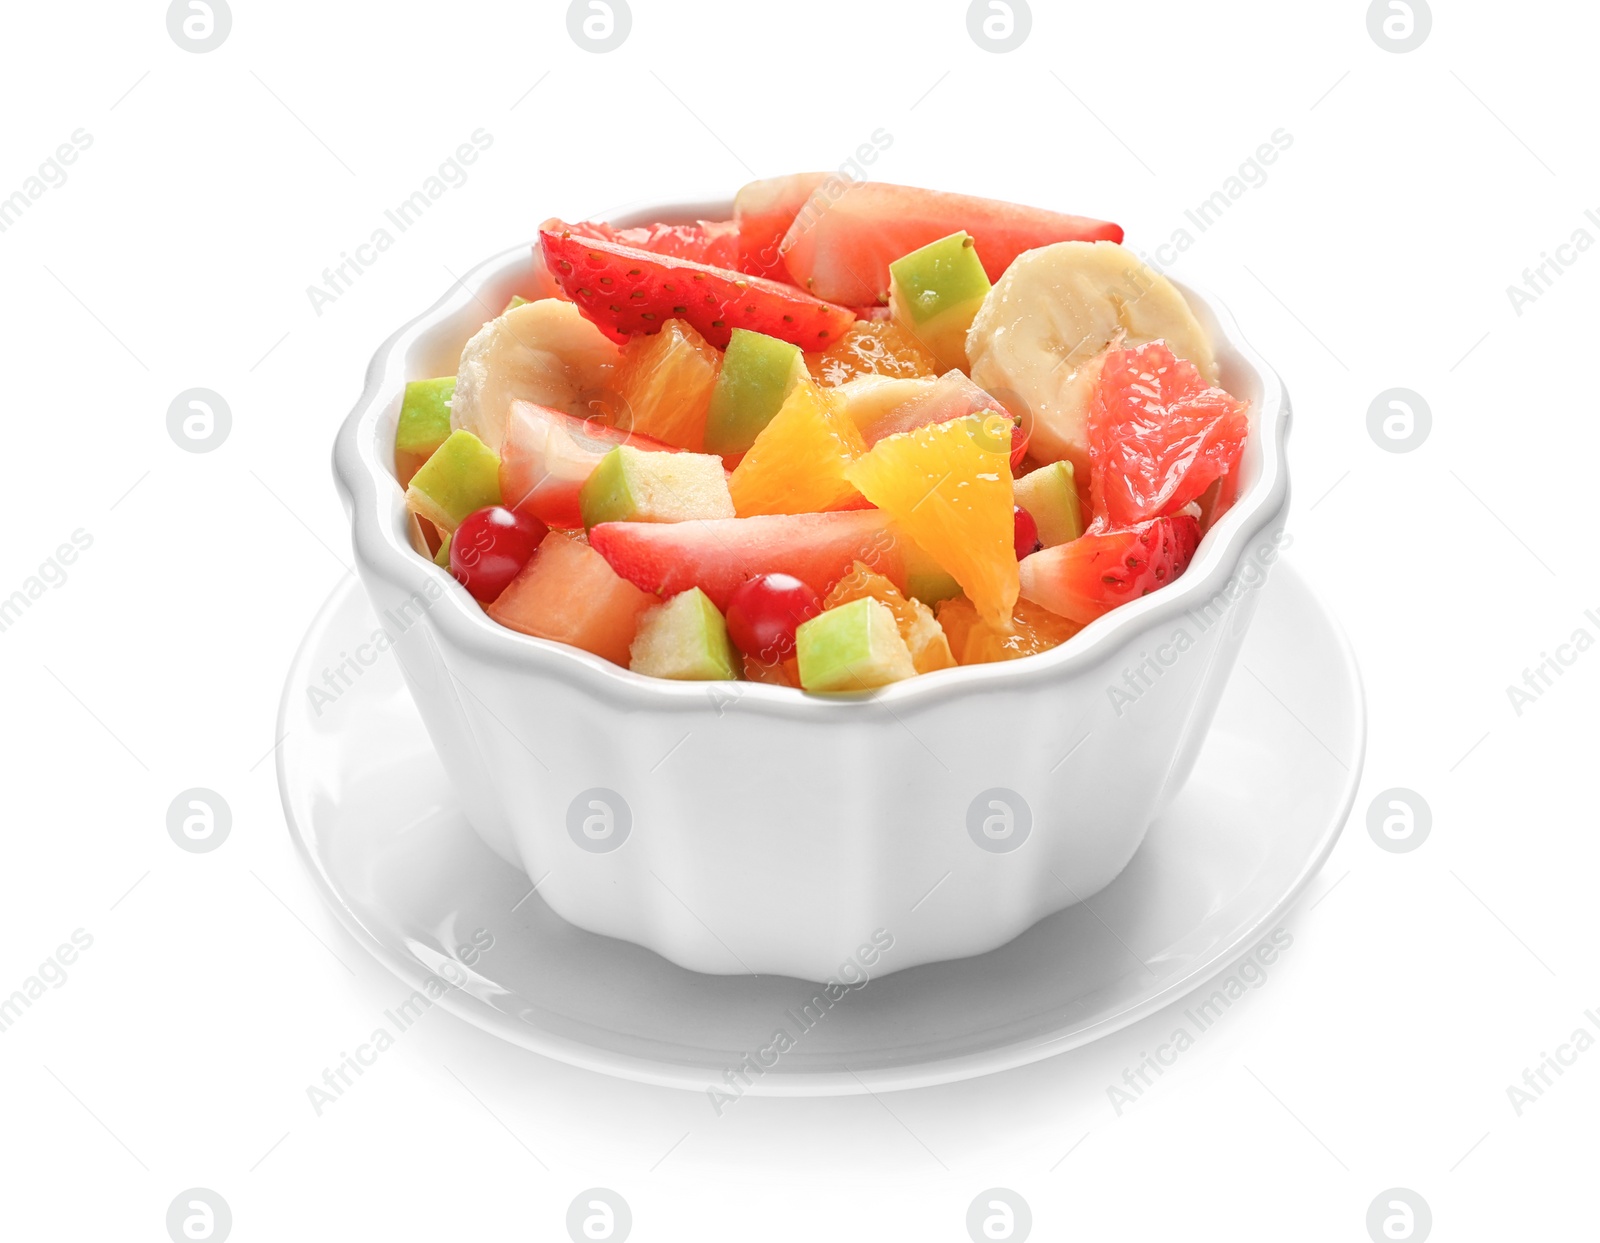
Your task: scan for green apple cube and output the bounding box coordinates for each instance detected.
[703,328,808,457]
[433,531,452,568]
[796,597,917,692]
[502,294,528,312]
[888,232,991,372]
[900,532,962,605]
[404,429,501,533]
[629,587,739,681]
[395,377,457,466]
[1014,460,1084,547]
[578,446,736,528]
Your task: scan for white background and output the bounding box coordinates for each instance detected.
[2,0,1596,1238]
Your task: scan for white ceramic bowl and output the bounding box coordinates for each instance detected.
[333,198,1291,982]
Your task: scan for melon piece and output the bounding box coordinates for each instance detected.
[703,328,808,457]
[589,510,905,610]
[606,317,721,450]
[887,232,991,373]
[779,182,1124,305]
[1013,461,1084,548]
[734,173,829,281]
[499,400,683,529]
[487,532,654,665]
[629,587,739,681]
[394,377,456,485]
[727,378,867,516]
[579,446,735,527]
[795,597,917,692]
[404,429,501,533]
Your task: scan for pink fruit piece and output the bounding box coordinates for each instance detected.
[486,531,656,665]
[589,511,907,611]
[1018,515,1201,625]
[733,173,829,281]
[779,181,1124,305]
[559,218,740,269]
[540,221,857,350]
[1088,341,1250,527]
[499,400,685,530]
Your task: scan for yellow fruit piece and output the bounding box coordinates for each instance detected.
[843,415,1018,628]
[606,318,720,450]
[728,377,868,516]
[809,320,940,387]
[936,596,1081,665]
[823,561,956,674]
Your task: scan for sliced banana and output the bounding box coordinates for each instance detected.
[965,241,1216,473]
[451,299,620,455]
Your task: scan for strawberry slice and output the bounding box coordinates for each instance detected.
[1088,341,1250,527]
[589,511,905,610]
[559,219,740,269]
[1018,515,1201,625]
[539,221,856,350]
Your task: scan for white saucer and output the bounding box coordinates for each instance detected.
[277,562,1364,1095]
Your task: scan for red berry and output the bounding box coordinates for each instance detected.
[1013,504,1041,560]
[449,506,549,602]
[725,573,822,662]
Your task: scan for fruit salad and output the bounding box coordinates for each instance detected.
[393,176,1250,693]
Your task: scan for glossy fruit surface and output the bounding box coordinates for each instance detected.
[725,573,822,661]
[486,532,655,665]
[823,561,955,673]
[605,317,721,450]
[1013,505,1040,560]
[498,400,681,529]
[539,222,856,349]
[844,414,1017,628]
[1088,341,1249,526]
[733,173,828,281]
[729,379,867,516]
[936,596,1082,665]
[449,505,549,602]
[589,510,903,610]
[778,181,1124,304]
[1018,514,1202,625]
[809,320,939,387]
[560,218,740,269]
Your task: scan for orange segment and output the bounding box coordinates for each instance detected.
[728,377,867,516]
[936,596,1081,665]
[843,414,1017,627]
[743,653,801,686]
[605,318,720,450]
[808,320,940,387]
[823,561,955,673]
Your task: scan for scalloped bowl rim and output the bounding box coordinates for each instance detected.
[333,198,1290,716]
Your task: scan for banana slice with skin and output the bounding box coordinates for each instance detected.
[965,241,1217,478]
[451,299,620,455]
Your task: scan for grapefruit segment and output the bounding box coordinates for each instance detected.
[1088,341,1250,526]
[779,181,1123,305]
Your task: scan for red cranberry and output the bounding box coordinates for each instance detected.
[449,506,548,602]
[725,573,822,661]
[1013,504,1041,560]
